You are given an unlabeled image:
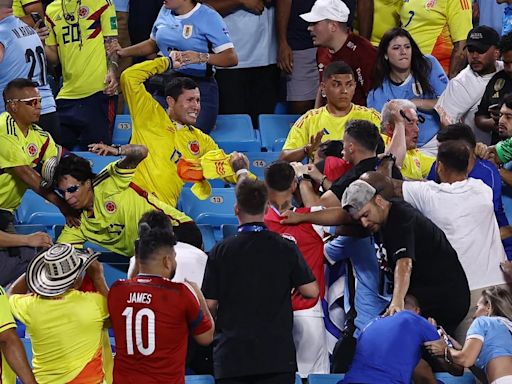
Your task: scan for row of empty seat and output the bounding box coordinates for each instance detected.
[113,113,300,152]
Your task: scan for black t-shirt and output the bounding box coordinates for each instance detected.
[202,224,315,379]
[288,0,316,51]
[381,201,470,325]
[330,157,403,201]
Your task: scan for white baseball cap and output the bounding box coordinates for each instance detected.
[300,0,350,23]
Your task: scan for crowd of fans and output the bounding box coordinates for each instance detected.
[2,0,512,383]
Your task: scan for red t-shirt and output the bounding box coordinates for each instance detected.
[264,207,326,311]
[317,33,377,107]
[108,275,212,384]
[324,156,353,182]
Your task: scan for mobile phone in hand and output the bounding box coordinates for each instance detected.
[30,12,44,27]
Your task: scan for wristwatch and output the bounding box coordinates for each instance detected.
[296,175,312,185]
[380,153,396,165]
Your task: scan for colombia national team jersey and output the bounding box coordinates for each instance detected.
[0,112,58,211]
[121,57,219,207]
[108,275,212,384]
[45,0,118,99]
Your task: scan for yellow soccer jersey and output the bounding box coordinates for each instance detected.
[45,0,117,99]
[12,0,39,17]
[383,134,435,180]
[121,57,219,207]
[0,112,58,212]
[282,105,381,151]
[400,0,472,73]
[370,0,401,46]
[0,286,16,384]
[9,290,109,384]
[57,162,192,256]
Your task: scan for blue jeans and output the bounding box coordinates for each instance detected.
[153,76,218,134]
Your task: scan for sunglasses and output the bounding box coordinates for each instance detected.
[56,184,81,197]
[7,96,42,107]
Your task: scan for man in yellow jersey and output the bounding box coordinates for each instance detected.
[381,100,435,180]
[280,61,381,162]
[55,143,204,254]
[120,55,248,207]
[9,243,110,384]
[12,0,44,27]
[44,0,119,150]
[400,0,472,78]
[369,0,401,46]
[0,78,76,286]
[0,285,36,384]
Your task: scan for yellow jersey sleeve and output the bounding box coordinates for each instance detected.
[57,225,86,248]
[419,152,436,178]
[0,287,15,334]
[107,162,135,193]
[8,294,31,326]
[121,56,171,137]
[100,0,118,37]
[282,113,312,151]
[199,132,220,154]
[446,0,472,43]
[368,108,382,127]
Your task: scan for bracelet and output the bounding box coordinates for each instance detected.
[236,169,248,179]
[199,52,210,64]
[297,175,311,185]
[110,61,119,69]
[111,144,123,156]
[444,347,452,364]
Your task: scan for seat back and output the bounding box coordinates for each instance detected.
[245,151,280,179]
[73,152,118,173]
[258,114,299,151]
[211,115,260,152]
[15,190,64,226]
[307,374,345,384]
[112,114,132,145]
[179,188,237,227]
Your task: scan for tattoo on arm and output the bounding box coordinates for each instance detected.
[118,144,149,169]
[105,37,119,71]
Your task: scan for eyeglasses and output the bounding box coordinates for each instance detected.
[56,184,81,197]
[7,97,42,107]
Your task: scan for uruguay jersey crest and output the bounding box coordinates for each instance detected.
[183,25,193,39]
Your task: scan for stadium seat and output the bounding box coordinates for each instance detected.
[258,114,299,151]
[295,373,302,384]
[14,224,47,235]
[273,101,288,114]
[221,223,238,240]
[22,338,33,366]
[435,372,476,383]
[198,224,216,252]
[73,152,118,173]
[307,374,345,384]
[211,114,261,152]
[15,190,64,227]
[179,188,237,226]
[112,114,132,145]
[245,151,280,179]
[185,375,215,384]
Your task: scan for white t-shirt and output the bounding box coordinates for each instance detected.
[172,242,208,287]
[402,178,508,290]
[435,61,504,144]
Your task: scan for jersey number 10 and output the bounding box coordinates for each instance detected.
[122,307,156,356]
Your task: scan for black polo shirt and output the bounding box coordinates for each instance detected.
[330,157,403,201]
[202,224,315,379]
[381,200,470,330]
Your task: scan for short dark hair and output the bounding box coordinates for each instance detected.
[500,32,512,54]
[437,140,469,173]
[164,77,198,99]
[345,120,381,152]
[323,60,354,80]
[264,161,295,192]
[137,211,177,263]
[173,222,203,250]
[3,78,38,104]
[52,154,96,188]
[437,123,476,149]
[502,93,512,110]
[236,178,268,215]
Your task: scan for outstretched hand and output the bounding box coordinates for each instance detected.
[280,210,305,225]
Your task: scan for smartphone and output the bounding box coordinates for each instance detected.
[30,12,44,27]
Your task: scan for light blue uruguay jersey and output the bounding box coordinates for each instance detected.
[0,16,55,114]
[150,3,233,78]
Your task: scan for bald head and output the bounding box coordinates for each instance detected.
[359,171,394,200]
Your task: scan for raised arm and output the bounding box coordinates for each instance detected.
[103,36,120,96]
[448,41,467,79]
[88,143,148,170]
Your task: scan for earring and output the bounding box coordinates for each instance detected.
[384,55,388,60]
[321,92,326,98]
[349,148,353,154]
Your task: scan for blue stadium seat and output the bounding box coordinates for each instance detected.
[15,190,64,227]
[258,114,300,151]
[435,372,476,383]
[185,375,215,384]
[307,374,345,384]
[295,373,302,384]
[22,338,33,366]
[198,224,216,252]
[273,101,288,114]
[179,188,237,226]
[103,263,127,287]
[14,224,47,235]
[221,223,238,240]
[73,152,118,173]
[211,115,260,152]
[245,151,280,179]
[112,114,132,145]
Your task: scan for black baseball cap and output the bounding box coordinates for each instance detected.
[466,26,500,51]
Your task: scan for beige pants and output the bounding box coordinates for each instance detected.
[453,283,511,344]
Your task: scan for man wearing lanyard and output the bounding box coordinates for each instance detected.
[202,178,319,384]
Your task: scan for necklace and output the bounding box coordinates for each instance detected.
[61,0,83,48]
[62,0,80,22]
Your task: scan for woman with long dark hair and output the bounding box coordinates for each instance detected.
[368,28,448,155]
